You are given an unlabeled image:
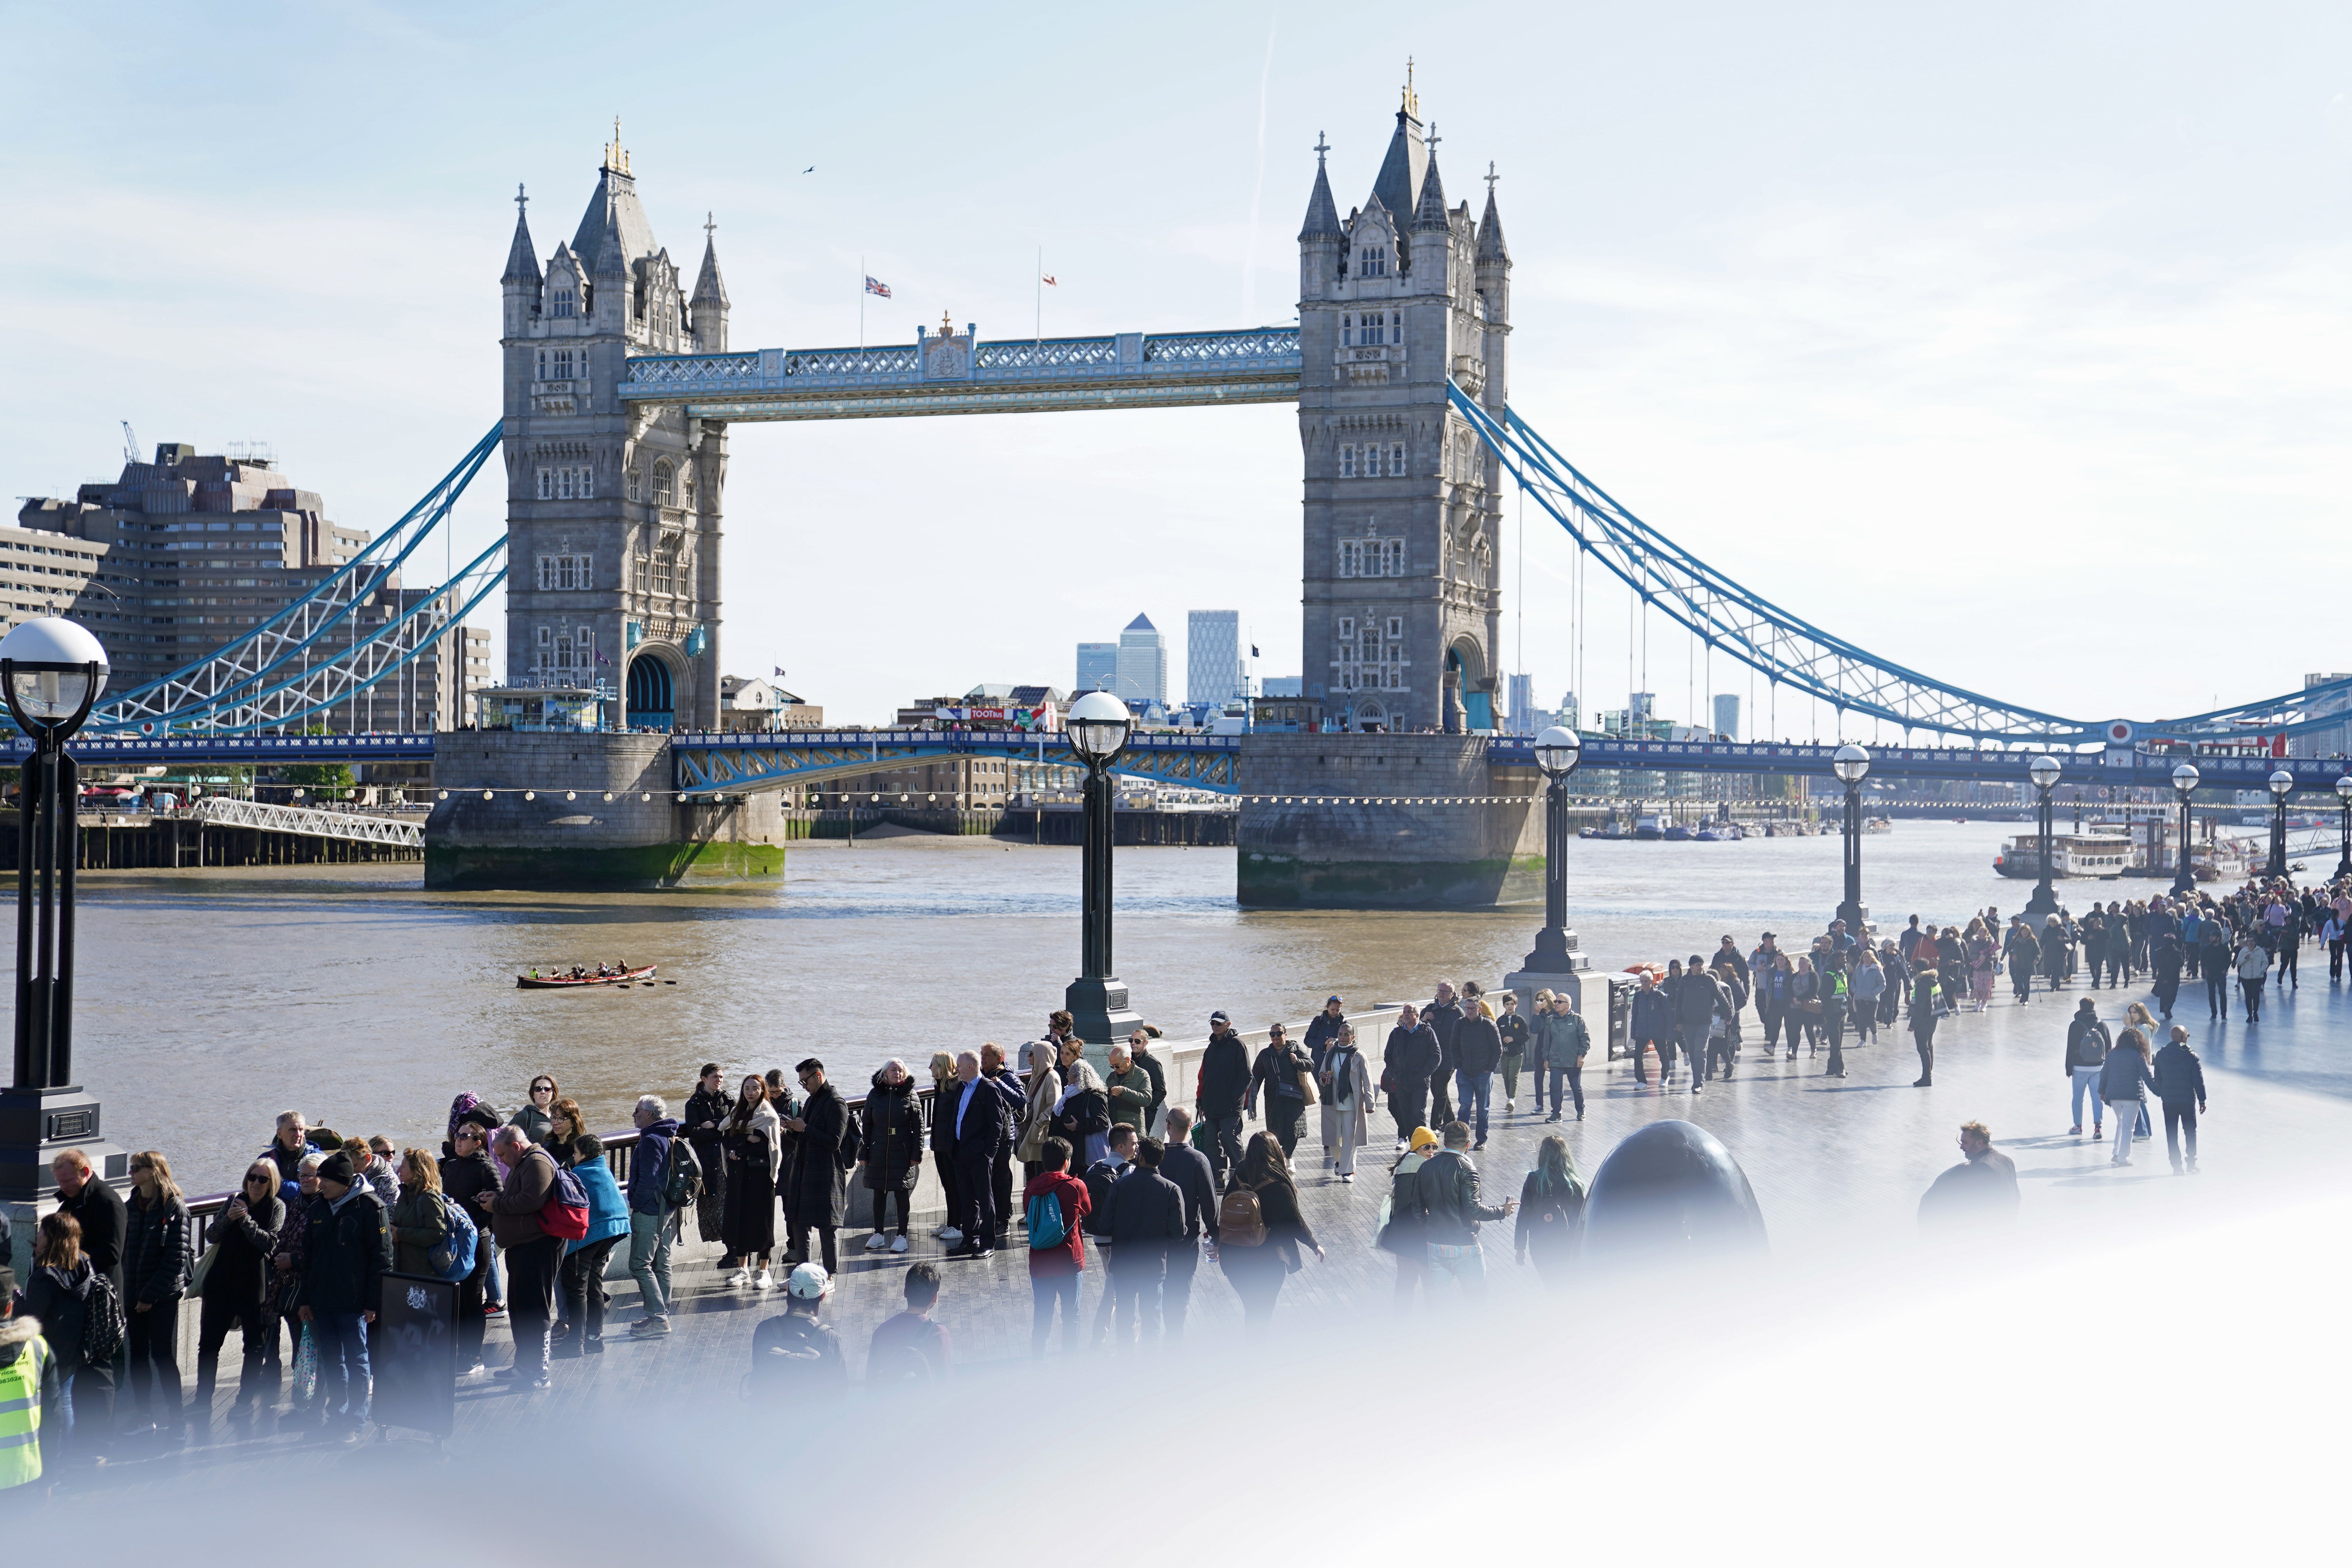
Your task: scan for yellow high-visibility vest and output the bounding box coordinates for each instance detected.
[0,1332,50,1489]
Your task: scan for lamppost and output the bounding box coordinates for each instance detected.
[1062,691,1142,1051]
[1833,743,1870,933]
[1520,726,1583,972]
[2025,754,2062,918]
[0,617,124,1207]
[2336,774,2352,880]
[2169,761,2200,897]
[2266,767,2294,881]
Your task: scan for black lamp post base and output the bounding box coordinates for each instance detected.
[1519,925,1587,976]
[2023,885,2062,918]
[0,1083,127,1203]
[1064,975,1144,1059]
[1834,900,1870,936]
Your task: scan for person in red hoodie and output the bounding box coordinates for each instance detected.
[1021,1137,1091,1356]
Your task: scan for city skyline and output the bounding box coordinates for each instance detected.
[4,5,2346,732]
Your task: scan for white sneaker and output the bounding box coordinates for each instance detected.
[1394,1138,1407,1151]
[890,1234,909,1253]
[1505,1098,1516,1112]
[754,1266,775,1290]
[864,1232,889,1252]
[725,1267,750,1287]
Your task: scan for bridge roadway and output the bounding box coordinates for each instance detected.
[53,960,2352,1497]
[38,730,2347,801]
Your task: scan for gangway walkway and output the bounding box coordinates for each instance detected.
[186,794,425,848]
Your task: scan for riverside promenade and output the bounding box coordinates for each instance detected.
[51,965,2352,1494]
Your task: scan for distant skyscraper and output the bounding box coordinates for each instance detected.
[1115,613,1167,704]
[1629,692,1655,725]
[1506,673,1539,735]
[1187,610,1244,705]
[1713,693,1741,740]
[1558,690,1579,731]
[1076,642,1117,694]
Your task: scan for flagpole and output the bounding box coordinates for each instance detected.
[859,254,865,351]
[1035,245,1042,344]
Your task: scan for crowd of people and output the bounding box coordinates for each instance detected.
[3,869,2338,1487]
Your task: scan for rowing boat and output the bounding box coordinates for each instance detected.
[517,964,658,989]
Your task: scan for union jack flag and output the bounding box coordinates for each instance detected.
[864,275,892,298]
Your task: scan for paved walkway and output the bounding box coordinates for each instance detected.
[46,955,2352,1493]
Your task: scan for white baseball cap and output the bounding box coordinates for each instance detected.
[786,1262,833,1299]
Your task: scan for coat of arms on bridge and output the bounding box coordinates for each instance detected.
[922,311,971,379]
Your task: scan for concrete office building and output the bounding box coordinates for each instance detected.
[15,443,489,731]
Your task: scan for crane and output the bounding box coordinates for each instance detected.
[121,421,140,464]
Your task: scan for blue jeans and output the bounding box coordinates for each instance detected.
[1454,1071,1494,1141]
[628,1208,673,1318]
[2071,1066,2103,1128]
[1426,1241,1487,1292]
[309,1311,370,1424]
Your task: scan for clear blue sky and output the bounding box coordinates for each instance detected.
[5,1,2347,731]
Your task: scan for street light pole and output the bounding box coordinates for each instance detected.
[1521,726,1583,971]
[1833,743,1870,933]
[2266,768,2294,882]
[0,617,123,1209]
[2336,775,2352,880]
[2025,754,2062,918]
[1062,691,1142,1053]
[2170,761,2200,897]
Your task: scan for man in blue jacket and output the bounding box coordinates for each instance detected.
[625,1094,683,1337]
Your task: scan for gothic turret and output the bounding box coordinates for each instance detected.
[1298,137,1343,298]
[691,215,729,352]
[501,187,541,336]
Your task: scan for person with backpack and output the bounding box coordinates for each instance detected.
[980,1042,1028,1239]
[1317,1022,1374,1179]
[1215,1132,1322,1334]
[867,1263,953,1383]
[301,1149,394,1434]
[2100,1028,2161,1167]
[556,1134,628,1358]
[1514,1134,1585,1288]
[2064,1000,2113,1137]
[484,1129,563,1390]
[1020,1137,1091,1356]
[1156,1108,1220,1339]
[749,1263,846,1393]
[23,1210,111,1468]
[624,1094,688,1338]
[50,1149,125,1321]
[194,1160,287,1423]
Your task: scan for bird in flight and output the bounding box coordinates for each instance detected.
[802,165,815,173]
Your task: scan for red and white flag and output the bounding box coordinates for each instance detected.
[1041,274,1057,287]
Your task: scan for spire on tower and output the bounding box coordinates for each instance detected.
[1413,143,1450,232]
[692,212,729,309]
[1368,80,1428,228]
[1477,162,1509,263]
[1298,132,1342,241]
[603,116,632,176]
[502,182,541,286]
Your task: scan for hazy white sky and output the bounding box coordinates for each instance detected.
[6,1,2347,732]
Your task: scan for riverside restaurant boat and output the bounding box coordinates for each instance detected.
[1993,825,2140,880]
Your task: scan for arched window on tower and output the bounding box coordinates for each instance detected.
[652,461,674,507]
[626,467,642,503]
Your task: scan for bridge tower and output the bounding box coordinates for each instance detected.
[499,125,727,728]
[1297,77,1508,735]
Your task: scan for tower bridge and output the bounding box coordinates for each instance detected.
[59,88,2352,894]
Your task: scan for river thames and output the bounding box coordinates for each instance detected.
[82,817,2097,1191]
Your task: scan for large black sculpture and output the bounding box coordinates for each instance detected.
[1582,1119,1768,1263]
